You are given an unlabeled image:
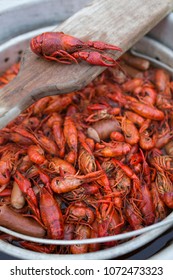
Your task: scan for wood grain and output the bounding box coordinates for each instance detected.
[0,0,173,128]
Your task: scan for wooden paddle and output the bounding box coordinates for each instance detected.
[0,0,172,129]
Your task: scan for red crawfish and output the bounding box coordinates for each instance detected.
[12,126,59,155]
[156,130,173,149]
[78,142,96,174]
[94,160,114,233]
[125,111,145,127]
[18,155,32,172]
[155,170,173,208]
[47,113,66,158]
[33,96,51,115]
[63,116,78,164]
[13,170,40,219]
[89,220,101,252]
[62,183,99,202]
[44,95,73,114]
[136,183,155,226]
[139,126,157,151]
[70,224,91,254]
[30,31,122,67]
[150,155,173,172]
[0,150,14,185]
[27,145,45,165]
[51,170,103,194]
[97,206,123,248]
[94,141,131,157]
[122,78,144,93]
[59,223,75,254]
[126,99,165,121]
[49,157,76,175]
[39,187,64,239]
[121,117,140,145]
[65,201,95,225]
[150,182,168,223]
[124,199,143,230]
[113,167,131,196]
[111,158,140,193]
[139,149,151,186]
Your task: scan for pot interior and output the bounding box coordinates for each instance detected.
[0,28,173,260]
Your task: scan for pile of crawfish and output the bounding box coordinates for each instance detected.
[0,52,173,255]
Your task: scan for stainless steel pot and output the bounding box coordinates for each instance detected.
[0,0,173,259]
[0,0,88,45]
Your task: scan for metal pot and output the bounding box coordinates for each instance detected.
[0,1,173,259]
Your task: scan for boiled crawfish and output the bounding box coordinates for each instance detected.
[30,32,122,66]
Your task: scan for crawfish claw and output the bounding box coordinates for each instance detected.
[73,51,118,67]
[86,41,122,52]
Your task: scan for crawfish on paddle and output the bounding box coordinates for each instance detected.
[30,31,122,66]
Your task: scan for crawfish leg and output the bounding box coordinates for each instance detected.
[44,50,77,64]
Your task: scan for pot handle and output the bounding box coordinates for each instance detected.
[0,216,173,245]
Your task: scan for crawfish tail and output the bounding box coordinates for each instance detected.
[127,101,164,121]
